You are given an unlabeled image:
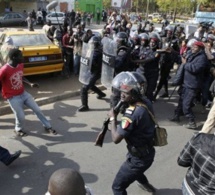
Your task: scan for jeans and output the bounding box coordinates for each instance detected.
[73,54,81,75]
[7,91,51,132]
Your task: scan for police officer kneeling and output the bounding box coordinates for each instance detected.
[108,71,156,195]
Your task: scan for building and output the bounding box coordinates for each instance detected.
[75,0,103,16]
[0,0,75,14]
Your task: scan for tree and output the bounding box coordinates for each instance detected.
[156,0,210,14]
[103,0,111,9]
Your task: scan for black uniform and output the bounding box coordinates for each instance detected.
[137,47,160,101]
[110,46,132,108]
[80,47,106,109]
[112,98,155,195]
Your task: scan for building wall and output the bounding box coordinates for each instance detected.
[46,0,75,12]
[75,0,103,15]
[10,2,38,13]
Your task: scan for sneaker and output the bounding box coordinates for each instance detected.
[136,181,156,193]
[45,127,58,135]
[78,105,89,112]
[183,122,197,130]
[5,150,22,166]
[97,93,106,99]
[14,130,28,137]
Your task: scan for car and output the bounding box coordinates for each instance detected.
[46,12,65,25]
[0,28,63,76]
[151,17,162,23]
[148,13,162,20]
[0,12,27,27]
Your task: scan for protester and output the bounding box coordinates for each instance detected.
[46,168,93,195]
[0,48,57,137]
[178,133,215,195]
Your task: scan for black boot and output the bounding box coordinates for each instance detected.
[79,87,89,112]
[5,150,22,166]
[97,92,106,99]
[78,105,89,112]
[136,181,156,193]
[169,115,180,122]
[160,92,169,98]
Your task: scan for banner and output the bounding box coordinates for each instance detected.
[111,0,122,8]
[111,0,132,9]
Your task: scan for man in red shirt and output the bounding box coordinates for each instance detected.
[0,48,57,137]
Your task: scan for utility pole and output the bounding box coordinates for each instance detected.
[146,0,149,20]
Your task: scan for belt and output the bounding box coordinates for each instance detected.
[127,145,151,158]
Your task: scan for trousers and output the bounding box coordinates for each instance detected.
[0,146,11,165]
[112,149,155,195]
[7,91,51,131]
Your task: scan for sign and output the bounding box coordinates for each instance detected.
[111,0,122,8]
[111,0,132,9]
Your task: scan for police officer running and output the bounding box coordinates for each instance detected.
[78,36,106,112]
[108,71,156,195]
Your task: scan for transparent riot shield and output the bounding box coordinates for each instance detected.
[101,37,117,89]
[79,41,94,85]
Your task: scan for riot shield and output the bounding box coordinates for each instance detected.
[101,37,117,88]
[79,41,94,85]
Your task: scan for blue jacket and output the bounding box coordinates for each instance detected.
[183,50,208,89]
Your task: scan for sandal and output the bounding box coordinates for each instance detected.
[45,127,57,135]
[14,130,28,137]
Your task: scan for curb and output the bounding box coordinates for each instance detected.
[0,85,106,116]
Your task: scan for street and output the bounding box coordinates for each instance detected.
[0,87,212,195]
[0,22,214,195]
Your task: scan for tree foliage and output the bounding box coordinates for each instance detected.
[103,0,111,9]
[155,0,212,13]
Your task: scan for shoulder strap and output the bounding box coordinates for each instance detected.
[136,103,159,127]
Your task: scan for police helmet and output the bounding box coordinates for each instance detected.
[165,25,175,32]
[89,36,101,47]
[115,32,128,47]
[112,71,147,97]
[130,33,140,45]
[149,32,161,41]
[139,33,149,41]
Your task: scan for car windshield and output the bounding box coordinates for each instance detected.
[10,33,53,47]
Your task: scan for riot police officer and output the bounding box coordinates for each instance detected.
[110,32,132,108]
[78,36,106,112]
[108,71,156,195]
[136,32,161,101]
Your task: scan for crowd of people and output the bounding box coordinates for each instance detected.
[1,8,215,195]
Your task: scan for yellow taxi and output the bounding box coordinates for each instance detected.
[0,28,63,76]
[151,17,162,24]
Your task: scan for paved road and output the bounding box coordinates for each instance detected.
[0,87,213,195]
[0,22,214,195]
